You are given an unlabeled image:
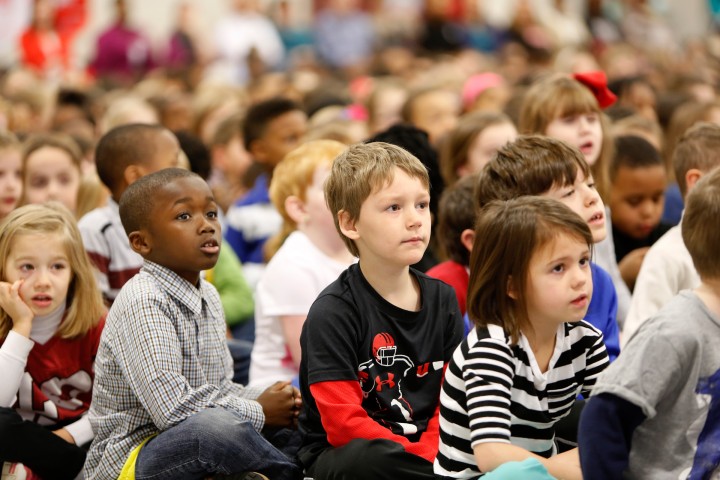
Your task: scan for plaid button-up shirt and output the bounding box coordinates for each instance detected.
[84,260,265,480]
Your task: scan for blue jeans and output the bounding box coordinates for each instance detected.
[135,408,301,480]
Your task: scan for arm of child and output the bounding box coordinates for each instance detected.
[58,414,95,446]
[310,380,435,462]
[0,280,35,408]
[618,247,649,291]
[279,314,305,368]
[474,443,582,480]
[577,393,645,480]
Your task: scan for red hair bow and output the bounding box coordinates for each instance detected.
[572,71,617,109]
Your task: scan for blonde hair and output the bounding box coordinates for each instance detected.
[325,142,430,257]
[0,203,105,339]
[265,140,347,260]
[519,74,614,201]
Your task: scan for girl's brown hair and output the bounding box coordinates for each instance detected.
[0,203,105,339]
[467,196,593,344]
[519,74,614,201]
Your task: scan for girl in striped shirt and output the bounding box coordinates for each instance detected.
[435,197,609,480]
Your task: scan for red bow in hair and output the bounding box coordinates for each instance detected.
[572,71,617,109]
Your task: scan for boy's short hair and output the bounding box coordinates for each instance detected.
[468,196,593,344]
[242,97,302,150]
[210,113,244,147]
[95,123,167,194]
[475,135,589,210]
[437,174,476,266]
[119,168,199,236]
[673,122,720,198]
[325,142,430,257]
[682,166,720,280]
[610,135,663,181]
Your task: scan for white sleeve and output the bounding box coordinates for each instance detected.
[63,415,94,446]
[0,331,33,407]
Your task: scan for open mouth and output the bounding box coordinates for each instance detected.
[200,238,220,254]
[579,142,594,154]
[588,211,604,224]
[32,294,53,307]
[571,294,588,307]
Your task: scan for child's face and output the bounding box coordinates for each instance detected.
[302,165,339,244]
[460,122,517,177]
[343,167,430,269]
[223,135,253,182]
[24,146,81,213]
[255,110,308,166]
[609,165,666,239]
[545,112,603,166]
[523,233,592,330]
[410,90,460,147]
[4,232,71,316]
[138,176,221,285]
[0,149,22,218]
[544,171,607,243]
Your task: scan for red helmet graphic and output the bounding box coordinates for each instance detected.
[372,332,397,366]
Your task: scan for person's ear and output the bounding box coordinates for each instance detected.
[338,210,359,240]
[685,168,704,194]
[124,164,145,186]
[460,228,475,253]
[507,276,518,300]
[285,195,306,225]
[128,230,152,256]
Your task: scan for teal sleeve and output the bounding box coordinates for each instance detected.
[208,246,254,326]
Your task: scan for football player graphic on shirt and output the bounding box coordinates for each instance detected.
[357,332,442,436]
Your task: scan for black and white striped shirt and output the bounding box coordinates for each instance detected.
[434,322,609,479]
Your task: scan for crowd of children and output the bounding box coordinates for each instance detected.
[3,1,720,479]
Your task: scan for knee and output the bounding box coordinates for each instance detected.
[188,408,257,448]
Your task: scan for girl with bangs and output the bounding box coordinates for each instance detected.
[0,202,106,480]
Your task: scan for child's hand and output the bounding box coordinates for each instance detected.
[0,280,33,337]
[256,381,301,429]
[618,247,649,291]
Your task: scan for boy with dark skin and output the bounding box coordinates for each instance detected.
[84,168,301,480]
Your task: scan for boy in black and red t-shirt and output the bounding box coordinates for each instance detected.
[298,142,463,479]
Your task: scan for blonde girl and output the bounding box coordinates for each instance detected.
[20,133,83,215]
[440,111,518,186]
[0,203,105,480]
[435,196,609,480]
[250,140,356,386]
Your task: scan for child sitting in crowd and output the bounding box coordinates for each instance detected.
[475,135,620,361]
[0,131,22,220]
[579,165,720,479]
[298,142,464,479]
[624,122,720,340]
[84,168,302,480]
[249,140,355,387]
[225,97,308,287]
[427,174,477,316]
[609,134,671,290]
[78,123,182,304]
[435,196,609,480]
[0,203,106,480]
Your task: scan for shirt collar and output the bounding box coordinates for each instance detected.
[142,260,208,315]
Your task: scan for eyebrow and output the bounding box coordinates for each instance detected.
[546,249,590,265]
[172,195,216,206]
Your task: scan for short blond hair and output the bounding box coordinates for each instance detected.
[325,142,429,257]
[0,203,105,339]
[682,166,720,280]
[265,140,347,259]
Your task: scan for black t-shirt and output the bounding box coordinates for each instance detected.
[298,263,463,453]
[612,222,672,262]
